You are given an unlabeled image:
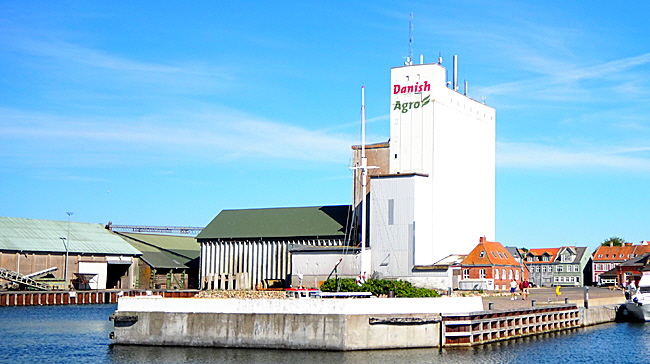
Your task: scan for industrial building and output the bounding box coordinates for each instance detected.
[199,56,497,291]
[0,217,141,290]
[197,205,356,290]
[114,232,200,289]
[350,57,496,289]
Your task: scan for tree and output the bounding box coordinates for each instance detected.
[602,236,627,247]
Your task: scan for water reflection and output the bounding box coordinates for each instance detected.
[2,304,650,364]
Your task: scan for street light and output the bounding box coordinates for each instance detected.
[65,212,73,287]
[59,237,68,284]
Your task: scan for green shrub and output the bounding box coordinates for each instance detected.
[320,278,440,298]
[320,278,363,293]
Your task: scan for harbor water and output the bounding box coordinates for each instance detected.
[1,304,648,363]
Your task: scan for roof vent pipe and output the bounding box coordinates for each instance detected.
[464,80,468,96]
[453,55,458,91]
[420,54,424,64]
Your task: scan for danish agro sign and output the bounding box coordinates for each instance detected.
[394,95,430,113]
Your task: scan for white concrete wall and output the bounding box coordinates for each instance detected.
[291,251,361,287]
[78,261,106,289]
[117,296,484,314]
[370,175,418,278]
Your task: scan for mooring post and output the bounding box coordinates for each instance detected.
[565,297,569,304]
[584,286,589,309]
[531,299,536,307]
[488,302,494,310]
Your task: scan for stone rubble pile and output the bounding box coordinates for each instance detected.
[196,290,287,299]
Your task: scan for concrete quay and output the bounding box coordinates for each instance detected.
[480,286,625,311]
[109,289,625,350]
[479,286,624,326]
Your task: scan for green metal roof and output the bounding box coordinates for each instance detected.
[197,205,352,240]
[118,233,199,269]
[0,217,142,255]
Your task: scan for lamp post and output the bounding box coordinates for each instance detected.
[59,237,68,283]
[65,212,73,286]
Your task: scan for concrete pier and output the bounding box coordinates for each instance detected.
[110,290,625,350]
[111,296,482,350]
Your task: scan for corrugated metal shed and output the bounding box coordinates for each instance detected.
[0,217,141,256]
[197,205,352,240]
[118,233,199,269]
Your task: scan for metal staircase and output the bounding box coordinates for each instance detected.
[0,267,53,290]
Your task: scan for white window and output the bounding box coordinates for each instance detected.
[503,269,506,279]
[515,270,520,280]
[574,265,579,272]
[557,265,563,272]
[479,269,486,279]
[462,269,470,279]
[509,270,513,280]
[495,269,500,280]
[576,276,580,283]
[479,251,486,258]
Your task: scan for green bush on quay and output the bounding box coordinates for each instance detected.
[320,278,440,298]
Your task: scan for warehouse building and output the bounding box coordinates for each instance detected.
[0,217,141,290]
[197,205,356,290]
[115,232,200,289]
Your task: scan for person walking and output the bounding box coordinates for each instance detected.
[520,280,530,300]
[510,279,518,300]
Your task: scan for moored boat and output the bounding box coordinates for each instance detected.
[623,271,650,321]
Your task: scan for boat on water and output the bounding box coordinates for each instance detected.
[623,272,650,321]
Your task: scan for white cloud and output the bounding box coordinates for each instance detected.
[497,141,650,172]
[0,107,357,168]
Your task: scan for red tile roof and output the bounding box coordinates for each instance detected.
[526,248,560,264]
[593,244,650,262]
[462,238,522,267]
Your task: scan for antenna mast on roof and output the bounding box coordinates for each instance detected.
[405,12,413,65]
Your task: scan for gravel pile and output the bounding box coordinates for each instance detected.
[196,290,287,299]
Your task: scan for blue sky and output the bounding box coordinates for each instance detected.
[1,1,649,251]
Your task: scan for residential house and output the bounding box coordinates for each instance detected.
[592,242,650,284]
[525,246,592,287]
[598,252,650,287]
[459,237,528,291]
[524,248,558,287]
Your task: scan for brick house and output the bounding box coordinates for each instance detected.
[592,242,650,284]
[460,237,529,291]
[598,252,650,287]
